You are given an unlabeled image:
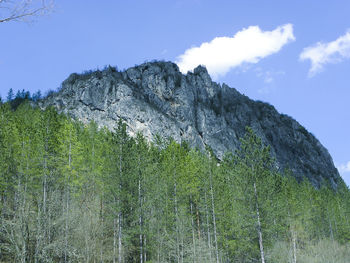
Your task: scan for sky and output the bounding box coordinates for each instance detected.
[0,0,349,186]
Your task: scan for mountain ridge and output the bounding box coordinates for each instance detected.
[39,61,341,188]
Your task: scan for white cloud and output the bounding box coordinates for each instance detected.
[254,68,285,94]
[337,161,350,187]
[337,161,350,174]
[300,30,350,76]
[255,67,285,84]
[176,24,295,79]
[258,86,273,94]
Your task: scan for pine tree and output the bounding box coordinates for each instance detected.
[233,127,278,263]
[32,90,42,101]
[6,88,14,102]
[1,101,350,262]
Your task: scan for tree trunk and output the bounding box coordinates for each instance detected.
[118,211,122,263]
[113,216,117,263]
[292,229,297,263]
[118,149,123,263]
[139,174,143,263]
[64,185,69,263]
[204,192,212,262]
[100,196,104,263]
[190,196,197,263]
[210,179,219,263]
[144,235,147,263]
[64,137,72,263]
[174,182,180,263]
[196,207,201,240]
[253,182,265,263]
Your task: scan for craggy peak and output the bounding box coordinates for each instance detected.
[40,61,341,188]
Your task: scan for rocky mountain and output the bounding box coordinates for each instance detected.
[40,61,341,188]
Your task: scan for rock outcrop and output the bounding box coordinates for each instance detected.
[40,61,341,187]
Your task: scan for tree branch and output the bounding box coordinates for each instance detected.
[0,0,54,23]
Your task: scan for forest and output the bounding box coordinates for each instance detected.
[0,95,350,263]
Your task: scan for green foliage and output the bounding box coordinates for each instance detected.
[0,104,349,262]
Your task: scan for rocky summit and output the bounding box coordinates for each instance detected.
[40,61,341,187]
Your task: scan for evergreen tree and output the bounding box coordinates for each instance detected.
[232,127,279,263]
[0,103,349,263]
[6,88,14,101]
[32,90,42,101]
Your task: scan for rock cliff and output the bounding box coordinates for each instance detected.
[40,61,341,187]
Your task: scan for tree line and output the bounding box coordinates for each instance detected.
[0,100,349,262]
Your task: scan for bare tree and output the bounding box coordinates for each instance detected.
[0,0,53,23]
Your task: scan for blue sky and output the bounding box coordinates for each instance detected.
[1,0,349,185]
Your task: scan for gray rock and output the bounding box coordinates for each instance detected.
[40,61,342,188]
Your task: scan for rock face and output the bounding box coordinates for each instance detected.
[40,61,341,187]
